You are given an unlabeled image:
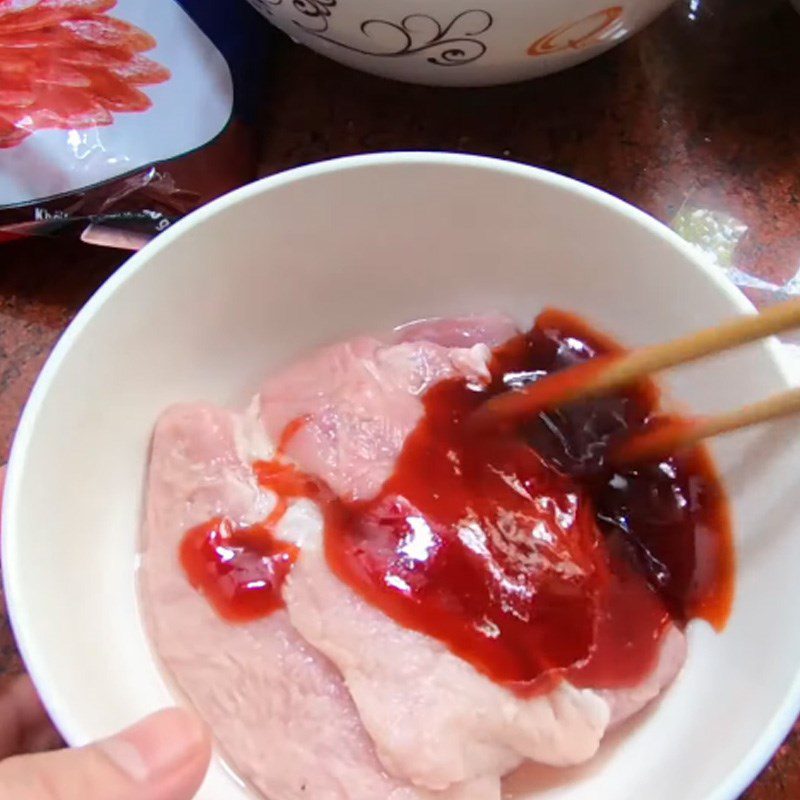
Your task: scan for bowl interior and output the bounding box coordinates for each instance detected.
[5,154,800,800]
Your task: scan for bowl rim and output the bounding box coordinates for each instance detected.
[3,151,798,800]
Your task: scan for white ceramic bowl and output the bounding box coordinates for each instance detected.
[248,0,674,86]
[4,153,800,800]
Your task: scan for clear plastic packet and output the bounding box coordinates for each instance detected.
[670,203,800,372]
[0,0,270,249]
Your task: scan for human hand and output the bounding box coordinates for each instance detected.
[0,675,211,799]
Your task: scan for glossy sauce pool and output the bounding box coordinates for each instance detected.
[182,309,735,695]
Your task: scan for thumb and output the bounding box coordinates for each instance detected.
[0,707,211,800]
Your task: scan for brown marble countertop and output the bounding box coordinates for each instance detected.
[1,0,799,796]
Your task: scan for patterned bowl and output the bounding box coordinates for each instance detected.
[246,0,674,86]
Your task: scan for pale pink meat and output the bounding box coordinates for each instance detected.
[285,549,610,791]
[286,551,684,789]
[259,325,687,788]
[141,403,496,800]
[260,336,494,501]
[141,315,688,799]
[393,314,519,348]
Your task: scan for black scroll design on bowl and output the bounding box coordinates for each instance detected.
[290,0,337,32]
[296,9,494,67]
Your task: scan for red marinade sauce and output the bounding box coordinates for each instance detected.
[324,309,735,694]
[180,517,299,623]
[179,425,319,622]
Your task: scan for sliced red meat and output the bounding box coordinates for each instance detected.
[0,1,116,33]
[0,110,30,146]
[54,44,130,68]
[0,28,68,48]
[0,88,35,106]
[31,61,90,87]
[109,53,170,85]
[0,1,165,147]
[82,66,150,111]
[0,51,32,73]
[0,0,115,26]
[0,6,72,34]
[30,83,111,127]
[61,16,155,52]
[40,0,116,11]
[0,72,34,106]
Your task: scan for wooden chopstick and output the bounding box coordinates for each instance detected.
[610,386,800,464]
[474,297,800,426]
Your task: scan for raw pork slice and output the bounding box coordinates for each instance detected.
[259,335,494,501]
[141,402,496,800]
[285,548,610,790]
[287,559,685,788]
[142,314,687,799]
[258,325,685,791]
